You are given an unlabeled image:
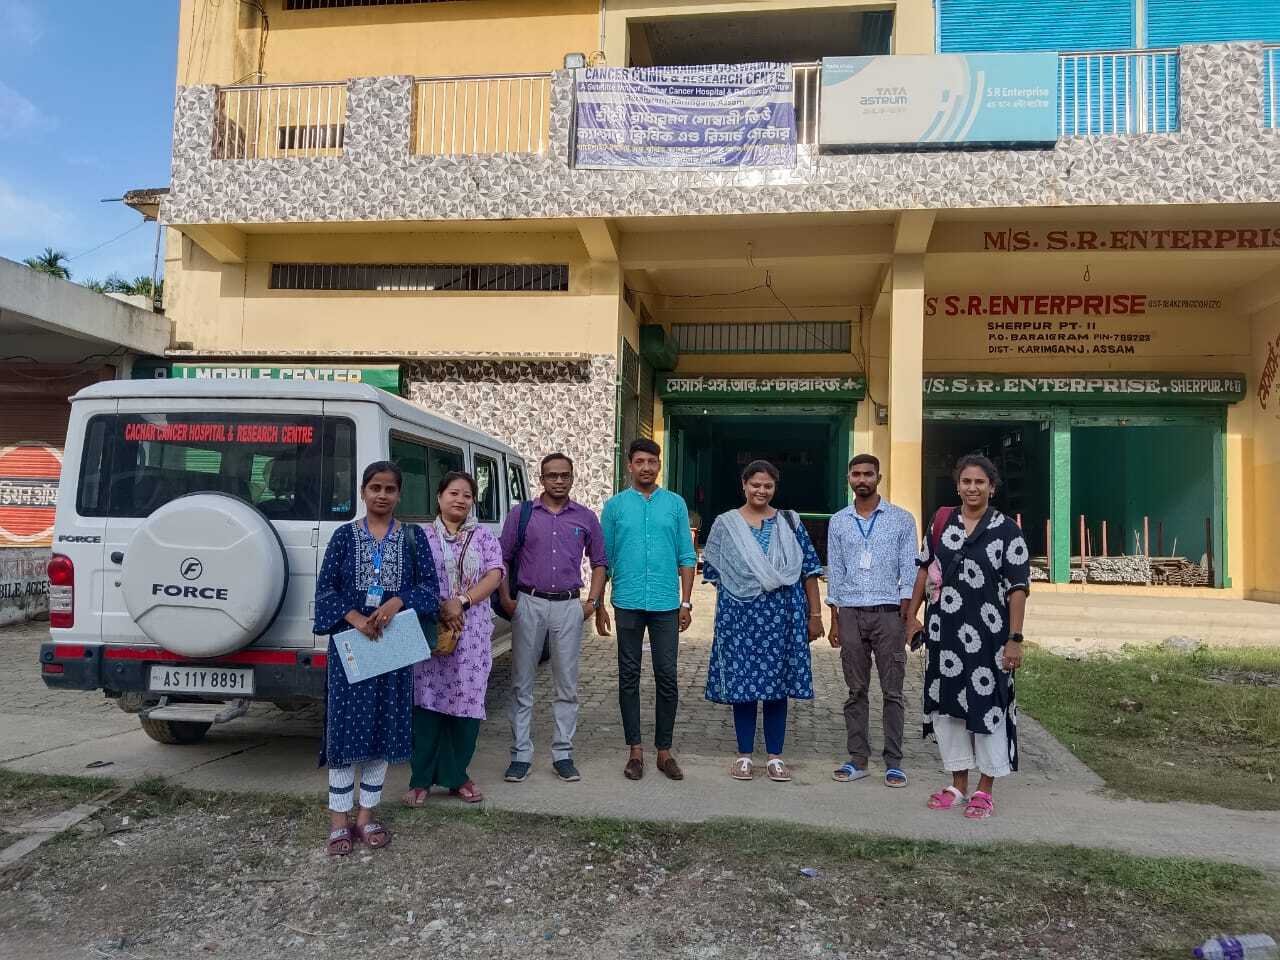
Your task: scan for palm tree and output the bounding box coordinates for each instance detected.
[23,247,71,279]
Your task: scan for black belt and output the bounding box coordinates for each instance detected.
[518,586,581,602]
[847,603,901,613]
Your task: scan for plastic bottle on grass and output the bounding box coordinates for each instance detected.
[1192,934,1277,959]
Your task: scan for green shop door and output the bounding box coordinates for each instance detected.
[664,403,853,557]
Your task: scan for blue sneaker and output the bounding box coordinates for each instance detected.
[504,761,531,783]
[552,759,581,782]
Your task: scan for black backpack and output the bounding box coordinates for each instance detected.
[492,499,535,621]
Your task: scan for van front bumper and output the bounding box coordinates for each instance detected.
[39,643,329,701]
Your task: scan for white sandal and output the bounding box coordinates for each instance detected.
[731,757,753,780]
[766,758,792,782]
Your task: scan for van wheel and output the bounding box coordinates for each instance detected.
[139,717,212,745]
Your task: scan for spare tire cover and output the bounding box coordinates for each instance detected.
[121,493,289,658]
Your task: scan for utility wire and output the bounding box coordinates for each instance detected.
[68,221,147,262]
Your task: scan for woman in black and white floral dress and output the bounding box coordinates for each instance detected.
[907,454,1029,820]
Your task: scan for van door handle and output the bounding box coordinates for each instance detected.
[110,551,125,565]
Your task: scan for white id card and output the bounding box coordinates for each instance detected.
[365,585,385,608]
[859,550,873,571]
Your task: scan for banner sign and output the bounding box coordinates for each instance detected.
[574,62,797,170]
[820,53,1058,148]
[659,375,866,401]
[923,374,1247,405]
[158,364,401,393]
[0,443,61,548]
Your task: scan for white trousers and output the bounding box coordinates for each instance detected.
[931,714,1011,779]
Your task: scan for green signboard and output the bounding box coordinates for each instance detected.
[144,363,402,394]
[923,373,1246,405]
[659,375,867,401]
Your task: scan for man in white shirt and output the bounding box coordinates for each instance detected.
[826,454,919,788]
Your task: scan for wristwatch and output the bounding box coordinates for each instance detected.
[680,601,693,611]
[461,596,472,612]
[588,597,602,611]
[1008,632,1024,643]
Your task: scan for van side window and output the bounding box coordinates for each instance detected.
[473,453,500,523]
[391,434,463,521]
[507,460,528,504]
[322,419,356,520]
[76,415,112,515]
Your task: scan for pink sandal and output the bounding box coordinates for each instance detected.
[927,786,966,810]
[450,780,484,804]
[964,790,994,819]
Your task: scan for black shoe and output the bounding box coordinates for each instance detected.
[504,761,531,783]
[553,759,581,782]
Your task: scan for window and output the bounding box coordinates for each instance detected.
[672,321,853,354]
[269,263,569,293]
[473,453,501,523]
[506,459,528,505]
[78,413,354,521]
[391,434,464,521]
[285,0,459,8]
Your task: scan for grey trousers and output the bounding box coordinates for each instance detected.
[509,594,585,763]
[836,607,907,769]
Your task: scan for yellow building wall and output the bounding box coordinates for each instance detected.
[177,0,600,86]
[164,229,622,358]
[1249,301,1280,601]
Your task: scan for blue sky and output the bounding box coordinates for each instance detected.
[0,0,178,284]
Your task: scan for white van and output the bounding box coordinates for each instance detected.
[39,379,528,745]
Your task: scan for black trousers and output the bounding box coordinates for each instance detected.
[615,607,680,749]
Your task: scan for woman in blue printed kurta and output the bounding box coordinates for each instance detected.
[702,460,824,783]
[314,461,439,855]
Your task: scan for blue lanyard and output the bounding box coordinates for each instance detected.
[853,511,879,543]
[364,519,396,583]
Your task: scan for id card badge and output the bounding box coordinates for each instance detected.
[365,584,385,609]
[859,550,874,571]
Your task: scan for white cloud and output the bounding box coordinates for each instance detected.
[0,175,75,250]
[0,81,53,140]
[0,0,42,48]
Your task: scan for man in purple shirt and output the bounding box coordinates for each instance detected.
[498,452,607,784]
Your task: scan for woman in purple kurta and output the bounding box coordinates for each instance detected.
[404,471,504,805]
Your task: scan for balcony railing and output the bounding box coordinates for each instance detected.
[1058,49,1179,136]
[412,73,552,156]
[793,62,822,146]
[1266,46,1280,129]
[213,81,348,160]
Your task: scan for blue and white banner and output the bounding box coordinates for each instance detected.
[820,53,1059,147]
[574,62,797,170]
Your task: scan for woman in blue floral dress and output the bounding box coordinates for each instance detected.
[703,460,824,782]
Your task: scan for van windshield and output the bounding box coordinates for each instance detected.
[77,413,355,521]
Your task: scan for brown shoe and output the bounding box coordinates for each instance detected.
[624,756,644,780]
[657,755,684,781]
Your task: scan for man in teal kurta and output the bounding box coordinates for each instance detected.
[596,438,697,782]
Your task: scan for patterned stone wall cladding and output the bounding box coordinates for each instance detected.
[406,357,618,513]
[164,43,1278,226]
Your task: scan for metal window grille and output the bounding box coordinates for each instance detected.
[269,263,569,292]
[1058,49,1179,136]
[671,321,852,354]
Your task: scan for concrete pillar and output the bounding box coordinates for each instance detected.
[887,254,924,518]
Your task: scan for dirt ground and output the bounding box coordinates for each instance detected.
[1,778,1272,960]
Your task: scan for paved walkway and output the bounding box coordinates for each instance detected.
[4,585,1279,877]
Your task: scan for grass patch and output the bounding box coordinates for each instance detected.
[0,768,116,821]
[1020,645,1280,810]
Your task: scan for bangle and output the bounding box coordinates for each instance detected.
[809,613,823,618]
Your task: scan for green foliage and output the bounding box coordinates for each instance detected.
[22,246,71,279]
[1020,645,1280,809]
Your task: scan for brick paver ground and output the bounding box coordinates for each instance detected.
[484,582,929,768]
[4,581,928,771]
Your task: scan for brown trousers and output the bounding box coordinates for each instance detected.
[836,607,906,768]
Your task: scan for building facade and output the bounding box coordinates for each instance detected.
[157,0,1280,600]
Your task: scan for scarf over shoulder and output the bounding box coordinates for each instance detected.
[703,509,805,600]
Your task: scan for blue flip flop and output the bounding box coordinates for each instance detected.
[832,762,868,783]
[885,768,908,788]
